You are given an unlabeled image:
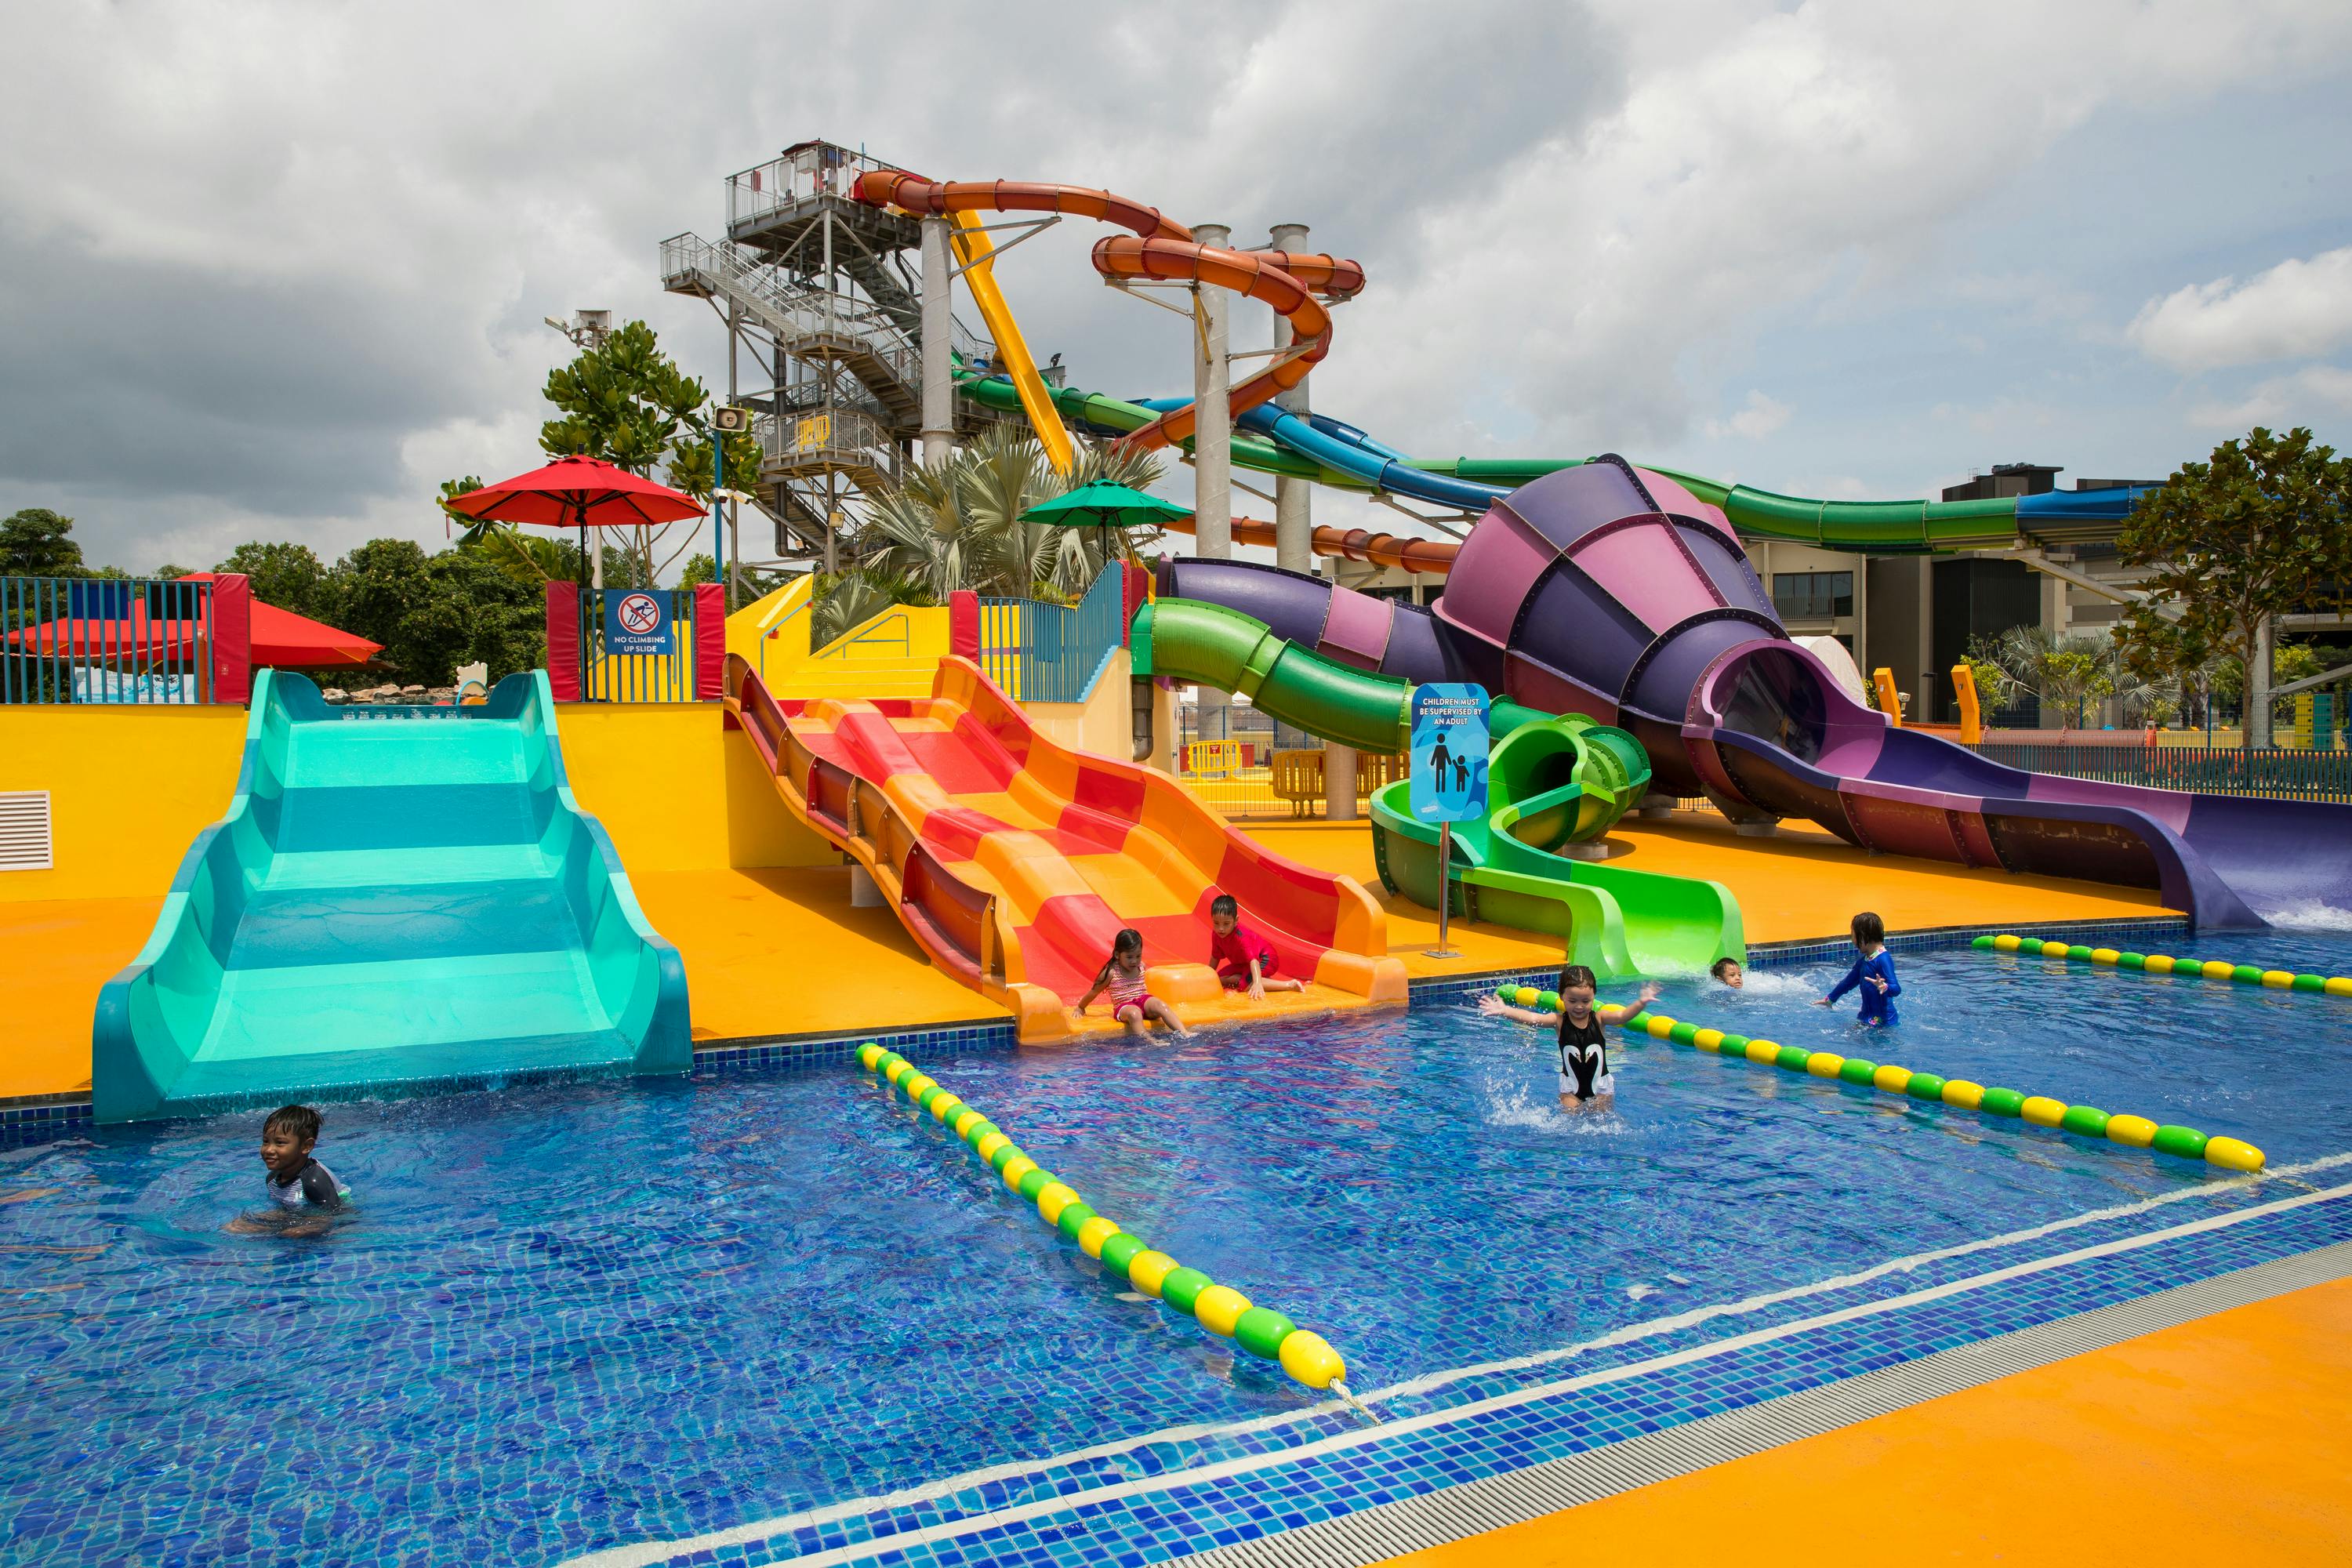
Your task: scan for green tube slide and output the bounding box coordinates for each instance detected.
[1138,598,1744,977]
[961,367,2029,552]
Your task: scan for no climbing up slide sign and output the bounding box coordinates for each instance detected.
[603,589,673,658]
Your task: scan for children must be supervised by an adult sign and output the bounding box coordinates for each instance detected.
[603,589,673,658]
[1410,684,1488,956]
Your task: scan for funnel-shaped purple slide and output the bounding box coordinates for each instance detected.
[1168,460,2351,928]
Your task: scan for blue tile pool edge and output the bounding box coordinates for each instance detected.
[608,1178,2352,1568]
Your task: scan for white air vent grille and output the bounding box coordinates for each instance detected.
[0,791,54,872]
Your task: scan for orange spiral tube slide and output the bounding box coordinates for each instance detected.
[1158,512,1461,575]
[854,171,1363,452]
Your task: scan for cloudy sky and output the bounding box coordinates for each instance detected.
[2,0,2349,575]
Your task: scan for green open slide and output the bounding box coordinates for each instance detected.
[1136,598,1742,977]
[93,670,691,1123]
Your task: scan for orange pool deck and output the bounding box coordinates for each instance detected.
[1392,1273,2352,1567]
[0,808,2172,1103]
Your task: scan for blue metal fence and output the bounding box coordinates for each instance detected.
[978,568,1125,705]
[1,575,215,704]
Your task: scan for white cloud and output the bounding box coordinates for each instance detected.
[2128,247,2352,370]
[1705,390,1792,440]
[2187,364,2352,429]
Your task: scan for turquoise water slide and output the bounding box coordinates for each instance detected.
[93,671,690,1123]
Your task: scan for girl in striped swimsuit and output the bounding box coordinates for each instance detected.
[1075,927,1192,1037]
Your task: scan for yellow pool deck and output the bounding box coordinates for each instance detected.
[0,808,2170,1102]
[1393,1273,2352,1566]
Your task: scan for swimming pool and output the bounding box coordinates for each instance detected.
[5,935,2350,1566]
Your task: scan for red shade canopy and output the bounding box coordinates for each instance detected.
[445,454,705,529]
[3,575,383,668]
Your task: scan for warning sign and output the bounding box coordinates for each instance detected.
[604,590,673,658]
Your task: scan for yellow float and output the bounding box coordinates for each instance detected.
[852,1043,1360,1398]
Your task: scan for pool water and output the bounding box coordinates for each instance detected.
[5,935,2350,1566]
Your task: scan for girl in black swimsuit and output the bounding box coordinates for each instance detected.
[1479,964,1662,1111]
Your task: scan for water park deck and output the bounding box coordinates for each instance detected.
[0,804,2164,1102]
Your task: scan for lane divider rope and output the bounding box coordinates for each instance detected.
[855,1044,1367,1406]
[1491,987,2266,1171]
[1975,932,2352,997]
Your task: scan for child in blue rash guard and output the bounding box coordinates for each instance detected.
[1819,911,1901,1025]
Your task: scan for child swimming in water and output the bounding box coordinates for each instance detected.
[227,1104,347,1236]
[1711,956,1744,989]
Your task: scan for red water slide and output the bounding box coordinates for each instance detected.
[852,172,1363,452]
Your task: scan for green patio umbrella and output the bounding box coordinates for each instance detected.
[1019,481,1193,577]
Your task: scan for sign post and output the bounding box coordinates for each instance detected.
[1408,683,1490,958]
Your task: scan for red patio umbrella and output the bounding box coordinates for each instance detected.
[5,577,383,668]
[445,454,705,573]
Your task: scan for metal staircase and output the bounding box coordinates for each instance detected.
[659,140,1021,568]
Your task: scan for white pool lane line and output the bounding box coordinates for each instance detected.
[565,1152,2352,1568]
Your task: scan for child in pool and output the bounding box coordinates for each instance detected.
[1479,964,1662,1111]
[1208,894,1305,1001]
[1075,927,1192,1037]
[1711,956,1744,989]
[1818,911,1901,1025]
[227,1104,347,1236]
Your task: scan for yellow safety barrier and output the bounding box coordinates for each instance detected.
[855,1044,1362,1398]
[1493,987,2265,1172]
[1977,934,2352,998]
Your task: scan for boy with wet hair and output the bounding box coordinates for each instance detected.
[1208,893,1305,1001]
[228,1105,347,1234]
[1710,956,1744,989]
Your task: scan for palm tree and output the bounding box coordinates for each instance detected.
[851,428,1167,602]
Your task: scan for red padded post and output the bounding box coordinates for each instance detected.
[209,572,252,704]
[545,581,582,701]
[692,583,726,699]
[1121,562,1150,645]
[949,590,980,662]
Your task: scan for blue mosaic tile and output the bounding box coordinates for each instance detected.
[641,1188,2352,1566]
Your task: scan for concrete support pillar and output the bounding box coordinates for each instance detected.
[1324,742,1358,822]
[920,216,953,468]
[1191,221,1233,745]
[1268,221,1312,573]
[848,863,883,908]
[2249,615,2275,748]
[1190,222,1233,559]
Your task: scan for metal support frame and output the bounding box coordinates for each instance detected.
[944,214,1062,280]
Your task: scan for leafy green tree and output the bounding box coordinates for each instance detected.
[534,319,759,590]
[2114,426,2352,748]
[329,538,547,684]
[153,564,197,580]
[1,508,88,576]
[216,541,335,618]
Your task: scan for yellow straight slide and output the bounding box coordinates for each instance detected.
[949,209,1076,476]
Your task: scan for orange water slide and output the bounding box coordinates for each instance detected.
[723,653,1406,1042]
[1158,511,1461,575]
[852,172,1364,452]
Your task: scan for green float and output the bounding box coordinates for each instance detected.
[1773,1045,1811,1071]
[1099,1232,1147,1276]
[1016,1167,1056,1200]
[1905,1073,1947,1102]
[1979,1087,2027,1118]
[1159,1267,1214,1315]
[1838,1058,1878,1086]
[1235,1307,1298,1361]
[1055,1202,1098,1241]
[2151,1124,2210,1160]
[2060,1105,2111,1138]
